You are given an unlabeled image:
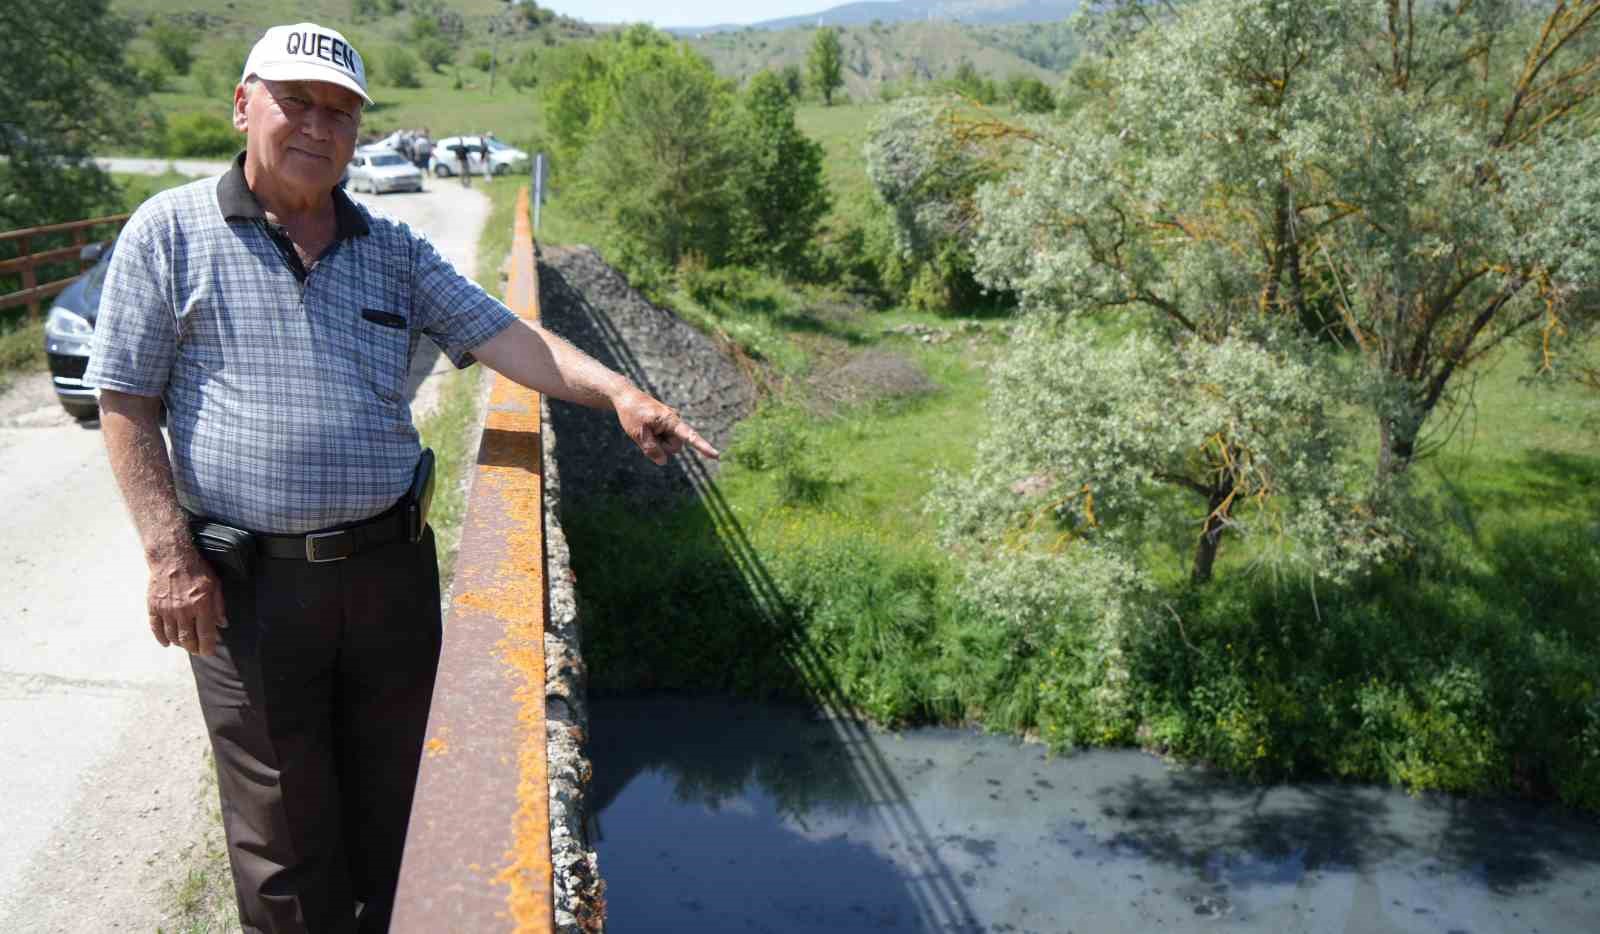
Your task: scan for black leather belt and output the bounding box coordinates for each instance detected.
[257,508,409,563]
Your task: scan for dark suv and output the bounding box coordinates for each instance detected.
[42,240,113,420]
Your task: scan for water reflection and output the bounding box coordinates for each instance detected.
[590,695,1600,934]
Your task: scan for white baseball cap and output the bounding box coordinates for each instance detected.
[241,23,372,105]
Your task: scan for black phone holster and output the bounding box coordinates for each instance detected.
[189,520,257,581]
[406,448,436,544]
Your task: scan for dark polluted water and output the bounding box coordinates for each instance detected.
[586,695,1600,934]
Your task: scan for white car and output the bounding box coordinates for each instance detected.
[429,136,529,177]
[346,151,425,194]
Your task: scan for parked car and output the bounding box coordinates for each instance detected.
[43,240,113,420]
[345,150,425,194]
[427,136,529,177]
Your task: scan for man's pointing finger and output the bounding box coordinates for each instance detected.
[674,422,719,460]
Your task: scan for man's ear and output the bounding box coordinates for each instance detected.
[232,83,250,132]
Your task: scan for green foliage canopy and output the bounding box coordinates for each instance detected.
[808,27,844,106]
[736,71,831,274]
[540,29,830,278]
[864,97,1015,311]
[546,28,743,270]
[971,0,1600,490]
[0,0,140,231]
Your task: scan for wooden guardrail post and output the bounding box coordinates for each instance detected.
[391,186,554,933]
[18,235,35,318]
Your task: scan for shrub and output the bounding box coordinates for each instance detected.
[131,52,172,93]
[163,113,238,157]
[385,47,421,89]
[1006,75,1055,114]
[729,400,835,505]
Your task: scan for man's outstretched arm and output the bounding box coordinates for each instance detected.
[470,320,720,465]
[99,390,226,656]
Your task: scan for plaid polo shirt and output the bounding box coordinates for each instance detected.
[85,154,516,534]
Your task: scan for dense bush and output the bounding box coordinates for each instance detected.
[385,47,421,89]
[163,113,238,158]
[1006,75,1055,113]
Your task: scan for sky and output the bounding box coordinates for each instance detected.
[537,1,841,29]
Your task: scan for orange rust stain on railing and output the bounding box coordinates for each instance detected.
[391,186,553,933]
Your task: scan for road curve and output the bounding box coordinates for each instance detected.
[0,174,492,932]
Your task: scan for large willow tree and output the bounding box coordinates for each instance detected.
[978,0,1600,486]
[911,1,1600,586]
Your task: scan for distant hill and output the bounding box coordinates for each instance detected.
[671,0,1080,35]
[689,18,1078,100]
[107,0,594,65]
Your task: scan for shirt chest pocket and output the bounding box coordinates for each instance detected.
[356,308,411,403]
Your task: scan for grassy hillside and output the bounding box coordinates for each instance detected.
[105,2,1068,150]
[677,0,1080,32]
[689,20,1073,99]
[108,0,591,150]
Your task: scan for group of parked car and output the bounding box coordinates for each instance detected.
[340,131,529,192]
[45,131,529,420]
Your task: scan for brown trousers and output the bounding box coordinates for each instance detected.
[189,529,442,934]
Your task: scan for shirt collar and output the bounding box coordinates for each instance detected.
[217,151,370,240]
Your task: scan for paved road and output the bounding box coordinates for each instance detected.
[0,176,492,932]
[94,157,232,178]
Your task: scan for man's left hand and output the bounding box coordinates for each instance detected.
[614,387,720,465]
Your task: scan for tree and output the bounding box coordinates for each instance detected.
[808,27,844,106]
[0,0,139,233]
[736,71,831,274]
[865,98,1016,311]
[780,64,805,100]
[552,29,745,270]
[149,20,199,76]
[935,317,1380,584]
[967,0,1600,497]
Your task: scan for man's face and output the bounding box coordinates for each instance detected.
[233,78,362,195]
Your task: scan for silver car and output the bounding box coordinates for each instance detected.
[345,151,425,194]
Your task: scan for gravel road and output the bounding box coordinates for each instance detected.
[0,173,491,932]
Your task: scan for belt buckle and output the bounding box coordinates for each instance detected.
[305,530,351,563]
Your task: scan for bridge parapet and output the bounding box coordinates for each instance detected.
[393,186,599,932]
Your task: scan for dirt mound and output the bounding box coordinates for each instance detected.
[809,349,938,411]
[536,245,756,506]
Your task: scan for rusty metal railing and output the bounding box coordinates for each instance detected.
[392,186,554,932]
[0,213,130,318]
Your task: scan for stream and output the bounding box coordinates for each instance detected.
[587,694,1600,934]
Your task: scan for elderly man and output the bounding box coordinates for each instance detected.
[84,22,715,934]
